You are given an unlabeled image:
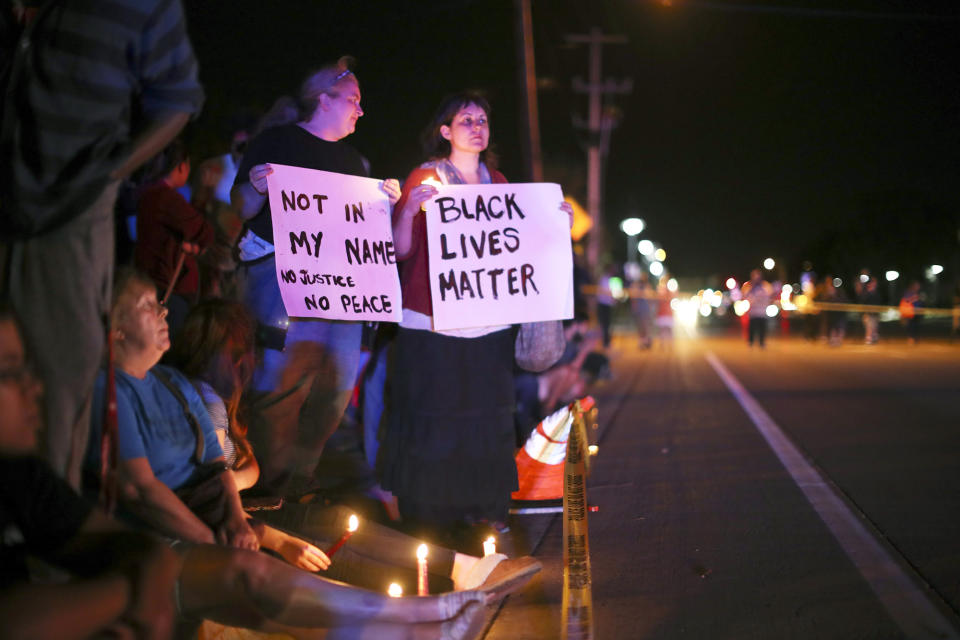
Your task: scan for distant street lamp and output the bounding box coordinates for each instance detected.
[654,247,667,262]
[885,270,900,304]
[637,239,654,257]
[763,257,775,270]
[927,264,944,304]
[619,217,645,263]
[649,261,664,277]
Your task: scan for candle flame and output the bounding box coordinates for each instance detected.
[347,514,359,532]
[387,583,403,597]
[588,445,599,455]
[416,543,428,560]
[421,177,442,187]
[485,536,495,545]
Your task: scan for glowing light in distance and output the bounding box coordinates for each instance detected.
[725,277,737,290]
[781,283,793,295]
[832,277,842,288]
[670,297,681,310]
[667,278,678,292]
[930,264,944,276]
[711,290,723,307]
[620,217,645,236]
[638,239,654,256]
[650,261,664,277]
[733,300,750,316]
[416,544,428,560]
[654,248,667,262]
[609,276,624,300]
[763,258,775,270]
[388,583,403,597]
[885,270,899,282]
[766,304,779,317]
[859,273,870,283]
[699,304,712,317]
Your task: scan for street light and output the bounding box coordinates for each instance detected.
[654,248,666,262]
[885,270,899,305]
[649,261,664,277]
[619,217,645,264]
[763,257,775,270]
[619,217,645,236]
[637,239,654,257]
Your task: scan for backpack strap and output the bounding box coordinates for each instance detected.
[152,367,205,464]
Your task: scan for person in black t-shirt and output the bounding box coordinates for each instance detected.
[230,57,403,498]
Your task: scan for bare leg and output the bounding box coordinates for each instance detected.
[176,545,483,630]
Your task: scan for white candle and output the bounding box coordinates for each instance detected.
[387,583,403,598]
[416,543,429,595]
[483,536,497,557]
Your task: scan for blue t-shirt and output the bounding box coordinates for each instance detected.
[88,365,223,491]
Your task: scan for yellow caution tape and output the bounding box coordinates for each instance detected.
[562,399,594,640]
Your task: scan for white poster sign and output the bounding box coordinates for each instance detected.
[424,182,574,330]
[265,164,402,322]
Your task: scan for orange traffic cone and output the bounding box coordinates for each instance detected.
[512,397,595,502]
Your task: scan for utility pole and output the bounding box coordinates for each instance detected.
[515,0,543,181]
[566,27,632,272]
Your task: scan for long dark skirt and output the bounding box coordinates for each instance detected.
[380,326,518,529]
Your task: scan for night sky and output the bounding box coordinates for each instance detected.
[183,1,960,285]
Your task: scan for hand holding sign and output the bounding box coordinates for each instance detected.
[265,164,402,322]
[424,182,574,330]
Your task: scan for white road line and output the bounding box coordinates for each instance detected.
[706,351,959,639]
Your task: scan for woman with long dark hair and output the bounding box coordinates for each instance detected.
[385,91,572,542]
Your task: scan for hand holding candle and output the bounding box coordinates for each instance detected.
[416,543,429,595]
[326,514,359,558]
[418,176,442,211]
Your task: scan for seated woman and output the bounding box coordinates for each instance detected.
[167,296,540,595]
[3,299,486,640]
[89,268,538,599]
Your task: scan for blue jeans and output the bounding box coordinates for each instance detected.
[238,256,362,495]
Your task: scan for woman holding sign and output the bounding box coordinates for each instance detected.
[385,91,572,542]
[230,58,401,498]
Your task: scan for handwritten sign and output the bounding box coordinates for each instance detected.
[424,182,573,330]
[266,164,401,322]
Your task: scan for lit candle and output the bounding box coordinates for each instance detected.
[387,583,403,598]
[416,543,429,595]
[326,514,359,558]
[483,536,497,557]
[419,177,442,211]
[588,445,599,456]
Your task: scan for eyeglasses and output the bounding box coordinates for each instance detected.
[136,299,167,316]
[334,68,354,82]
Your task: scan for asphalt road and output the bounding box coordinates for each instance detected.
[485,333,960,639]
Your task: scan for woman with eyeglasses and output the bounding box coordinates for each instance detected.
[230,57,401,498]
[384,91,572,543]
